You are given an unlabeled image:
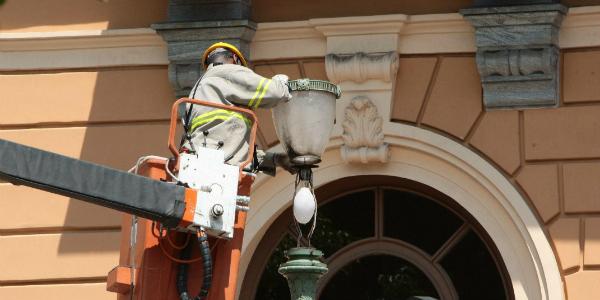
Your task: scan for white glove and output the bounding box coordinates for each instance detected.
[272,74,292,102]
[272,74,289,85]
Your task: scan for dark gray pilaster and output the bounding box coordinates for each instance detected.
[168,0,251,22]
[461,4,567,109]
[472,0,559,7]
[153,1,256,97]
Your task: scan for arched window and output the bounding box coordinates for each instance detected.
[240,176,513,300]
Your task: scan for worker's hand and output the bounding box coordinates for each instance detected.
[272,74,292,102]
[272,74,289,86]
[274,153,297,175]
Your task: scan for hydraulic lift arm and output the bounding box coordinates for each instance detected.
[0,138,190,227]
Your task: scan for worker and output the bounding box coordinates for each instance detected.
[180,42,295,175]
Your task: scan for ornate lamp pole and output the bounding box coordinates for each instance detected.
[278,247,328,300]
[271,79,341,299]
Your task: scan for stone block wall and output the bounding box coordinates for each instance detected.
[0,1,173,298]
[392,50,600,300]
[254,48,600,299]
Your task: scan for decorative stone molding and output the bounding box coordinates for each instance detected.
[340,96,389,164]
[152,20,256,97]
[325,52,399,84]
[461,4,568,109]
[152,0,255,97]
[0,29,168,71]
[324,51,399,140]
[6,8,600,70]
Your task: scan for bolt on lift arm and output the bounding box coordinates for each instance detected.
[0,138,187,228]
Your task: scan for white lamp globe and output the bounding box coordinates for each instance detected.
[293,187,316,224]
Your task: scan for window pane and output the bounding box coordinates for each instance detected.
[255,190,375,300]
[440,230,507,300]
[254,234,295,300]
[320,255,439,300]
[383,190,463,254]
[310,190,375,257]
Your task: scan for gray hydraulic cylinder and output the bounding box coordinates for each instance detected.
[0,139,186,228]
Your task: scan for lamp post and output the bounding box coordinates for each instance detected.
[272,78,341,299]
[278,247,328,300]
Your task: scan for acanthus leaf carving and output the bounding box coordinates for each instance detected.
[340,96,389,164]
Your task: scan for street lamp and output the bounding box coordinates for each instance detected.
[272,78,341,299]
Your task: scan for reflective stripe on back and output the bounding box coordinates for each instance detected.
[190,109,252,132]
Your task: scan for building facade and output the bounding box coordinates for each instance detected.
[2,0,600,299]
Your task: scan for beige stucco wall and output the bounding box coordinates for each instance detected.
[3,52,599,300]
[0,67,175,299]
[0,2,172,297]
[252,49,600,300]
[0,5,173,296]
[0,0,167,32]
[2,2,600,299]
[393,52,600,300]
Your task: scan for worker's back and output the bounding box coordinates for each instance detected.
[183,63,291,165]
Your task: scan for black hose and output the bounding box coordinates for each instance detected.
[177,231,213,300]
[197,231,212,300]
[177,238,193,300]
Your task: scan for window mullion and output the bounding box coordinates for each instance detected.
[375,187,384,240]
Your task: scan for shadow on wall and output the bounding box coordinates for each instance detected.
[57,64,175,254]
[0,0,166,31]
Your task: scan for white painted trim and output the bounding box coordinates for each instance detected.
[0,29,168,70]
[2,6,600,70]
[250,13,474,59]
[0,28,164,50]
[237,122,564,300]
[399,13,476,54]
[251,5,600,59]
[560,6,600,48]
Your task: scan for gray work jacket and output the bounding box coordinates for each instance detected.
[183,64,291,166]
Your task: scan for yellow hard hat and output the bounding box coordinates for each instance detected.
[201,42,248,69]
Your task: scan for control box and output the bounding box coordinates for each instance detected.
[177,148,240,239]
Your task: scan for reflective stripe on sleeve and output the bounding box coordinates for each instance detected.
[253,79,272,109]
[248,78,266,108]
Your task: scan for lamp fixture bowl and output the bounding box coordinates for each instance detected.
[272,79,341,167]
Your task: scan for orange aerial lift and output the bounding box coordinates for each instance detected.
[1,79,340,300]
[0,98,260,300]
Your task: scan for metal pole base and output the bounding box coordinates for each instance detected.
[278,247,328,300]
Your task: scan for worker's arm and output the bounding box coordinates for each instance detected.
[254,150,296,176]
[224,69,292,109]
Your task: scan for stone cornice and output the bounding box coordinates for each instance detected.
[249,21,322,41]
[310,15,408,36]
[0,28,165,51]
[401,13,473,35]
[0,29,168,71]
[3,6,600,70]
[252,6,600,59]
[251,13,476,59]
[560,6,600,48]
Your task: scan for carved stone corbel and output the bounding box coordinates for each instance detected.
[340,96,389,164]
[325,52,399,84]
[461,4,567,109]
